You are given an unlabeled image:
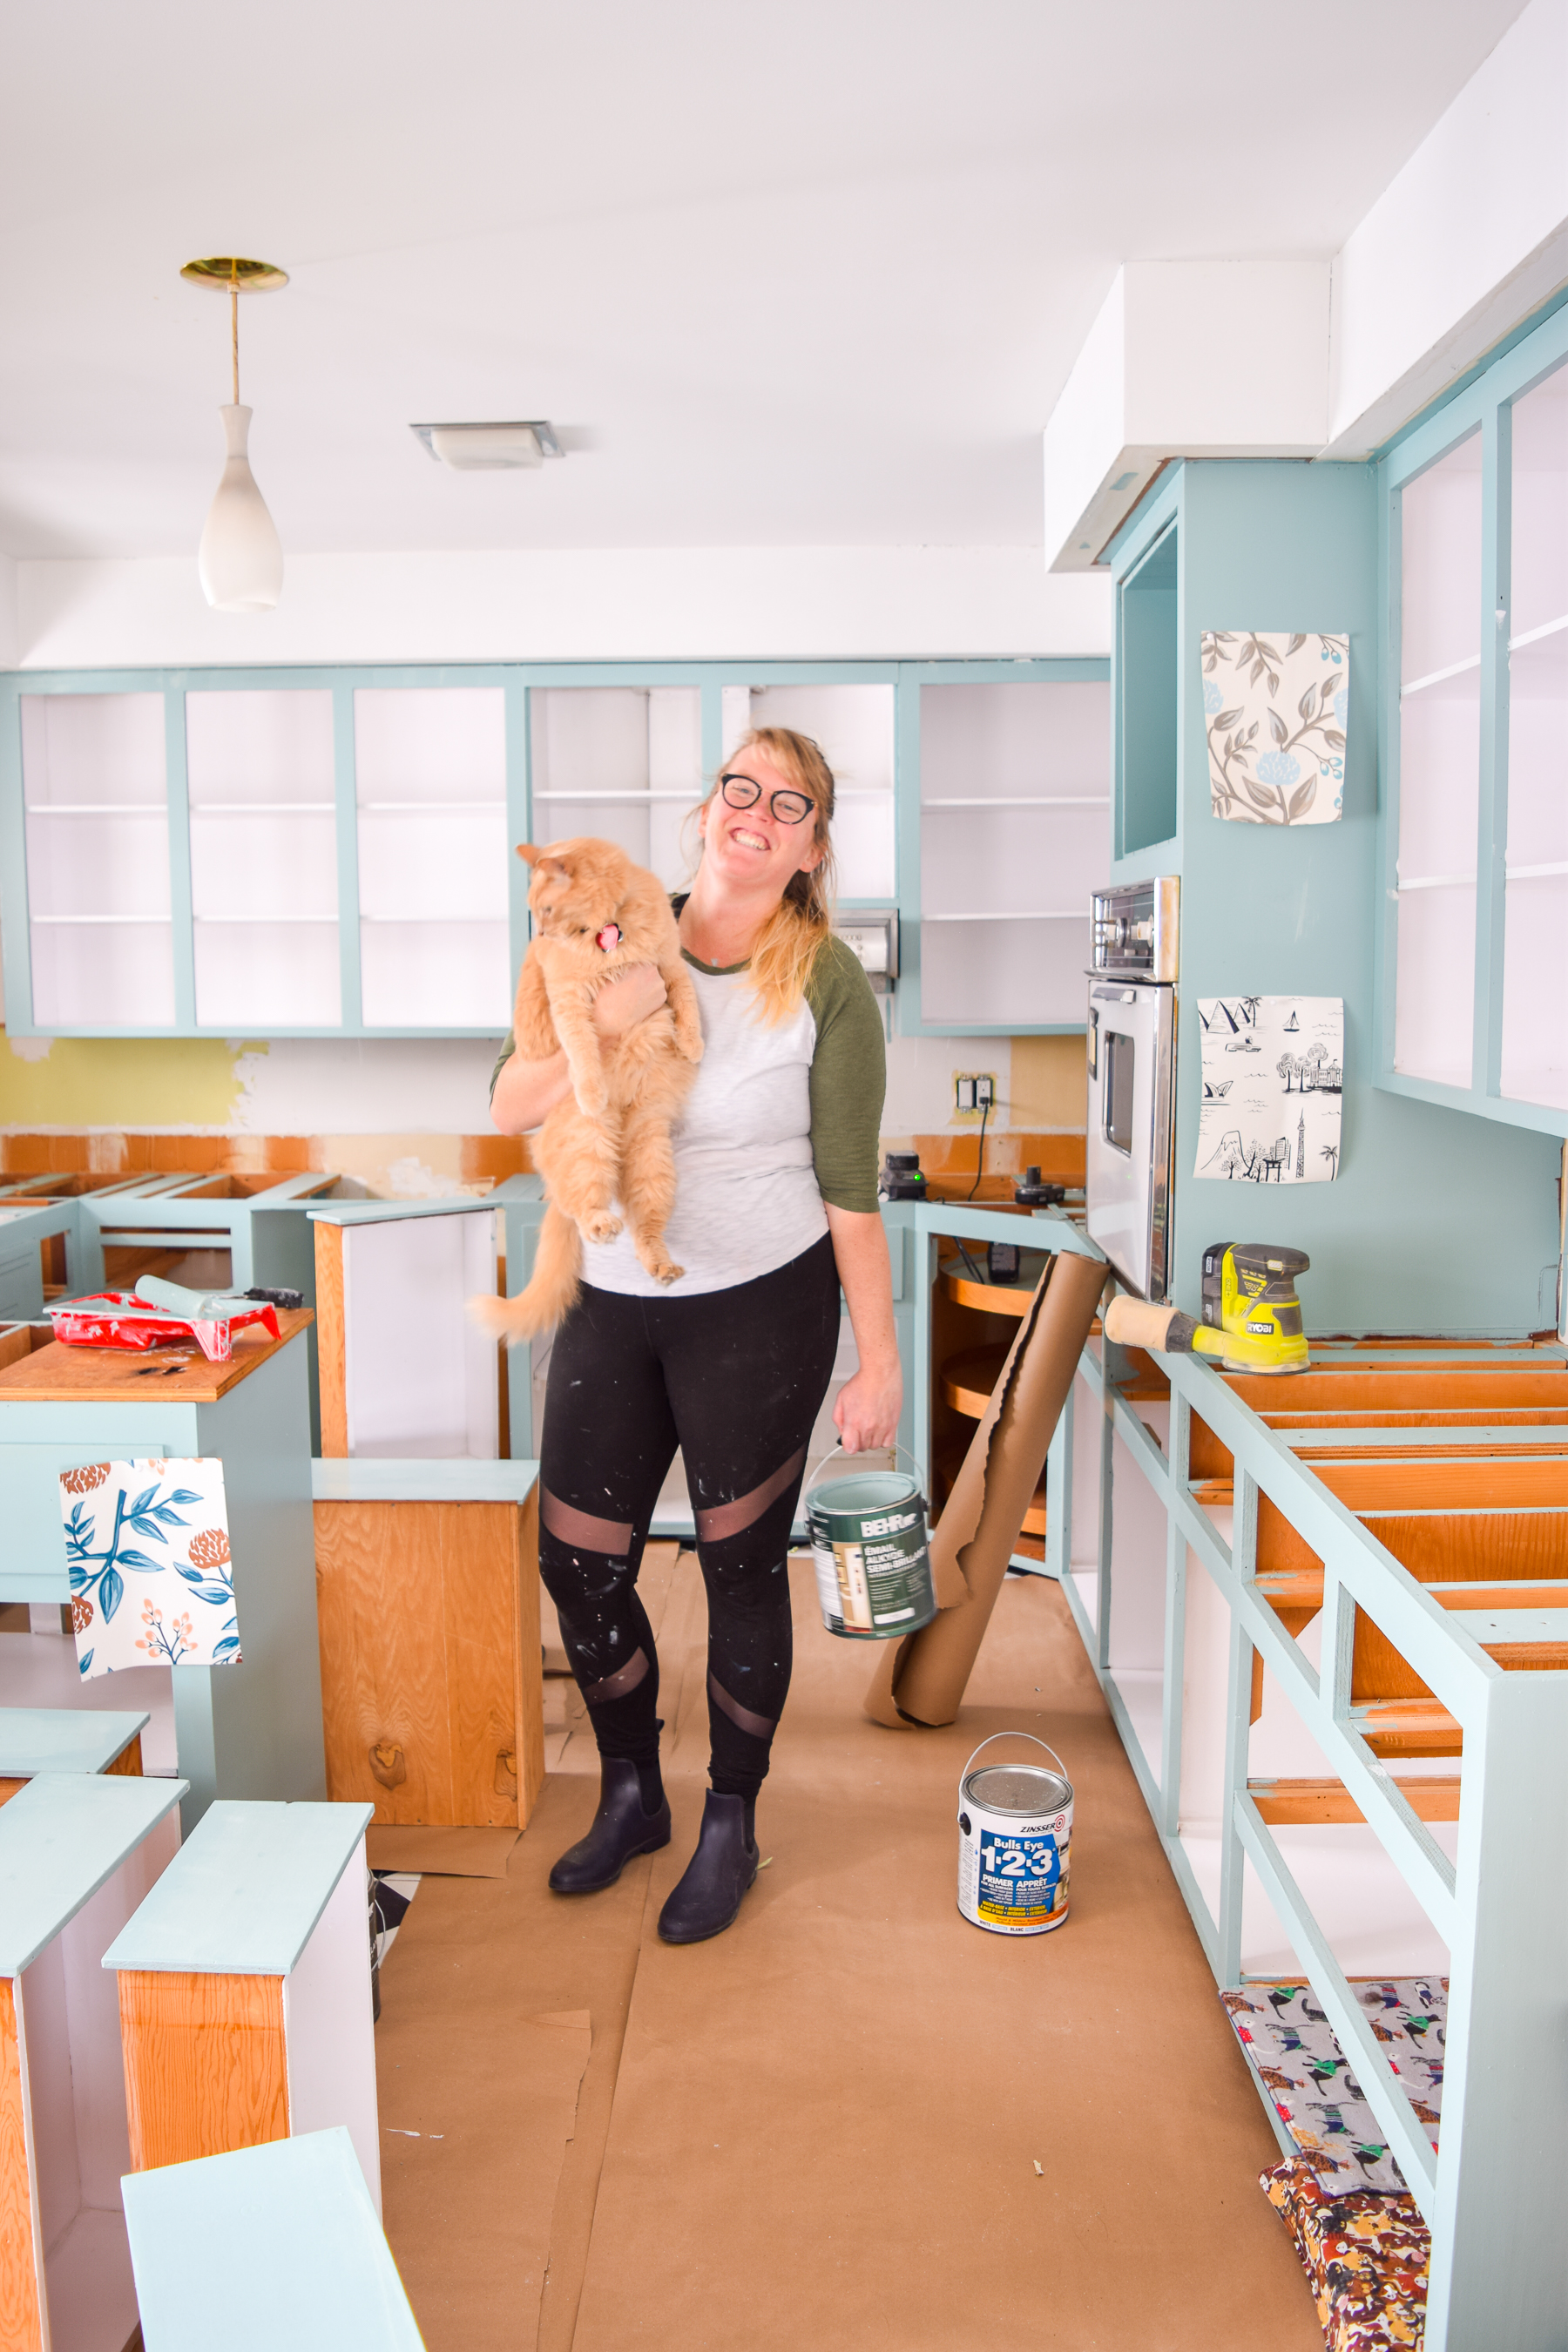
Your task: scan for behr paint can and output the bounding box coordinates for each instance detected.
[805,1447,936,1642]
[956,1734,1073,1936]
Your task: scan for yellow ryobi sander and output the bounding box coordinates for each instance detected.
[1102,1242,1311,1375]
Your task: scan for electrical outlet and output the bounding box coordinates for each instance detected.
[952,1071,997,1123]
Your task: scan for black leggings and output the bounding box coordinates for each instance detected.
[537,1234,841,1802]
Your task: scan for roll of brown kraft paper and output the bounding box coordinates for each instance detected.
[864,1246,1107,1728]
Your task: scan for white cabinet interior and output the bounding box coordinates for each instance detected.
[1380,305,1568,1135]
[721,681,896,901]
[354,685,510,1029]
[21,692,174,1027]
[4,661,1105,1039]
[530,686,702,890]
[1394,429,1483,1091]
[1502,355,1568,1110]
[917,679,1110,1027]
[186,688,340,1028]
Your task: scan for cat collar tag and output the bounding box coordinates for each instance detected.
[597,924,622,952]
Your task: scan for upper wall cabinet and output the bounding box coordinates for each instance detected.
[2,671,523,1038]
[912,672,1111,1032]
[1380,300,1568,1135]
[0,660,1107,1039]
[186,687,340,1028]
[22,692,175,1027]
[355,686,510,1028]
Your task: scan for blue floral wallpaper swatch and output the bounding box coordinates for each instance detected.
[60,1457,241,1678]
[1201,631,1348,825]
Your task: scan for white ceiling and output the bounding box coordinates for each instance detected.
[0,0,1529,561]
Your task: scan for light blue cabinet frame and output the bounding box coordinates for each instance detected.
[1375,297,1568,1140]
[895,659,1112,1038]
[0,657,1107,1044]
[1049,1318,1568,2351]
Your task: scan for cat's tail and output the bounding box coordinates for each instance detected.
[468,1205,582,1344]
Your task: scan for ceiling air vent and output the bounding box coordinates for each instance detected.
[410,421,564,471]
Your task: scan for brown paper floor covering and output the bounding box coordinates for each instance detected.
[368,1825,523,1877]
[375,1549,1321,2350]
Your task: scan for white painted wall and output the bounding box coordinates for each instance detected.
[1044,261,1331,571]
[12,545,1111,671]
[228,1025,1049,1153]
[1044,0,1568,559]
[232,1039,504,1136]
[1326,0,1568,453]
[0,556,17,670]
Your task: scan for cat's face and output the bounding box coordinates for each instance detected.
[518,839,632,940]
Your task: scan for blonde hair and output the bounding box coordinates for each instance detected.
[693,727,837,1023]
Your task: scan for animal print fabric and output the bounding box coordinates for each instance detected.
[1262,2156,1428,2350]
[1220,1982,1445,2194]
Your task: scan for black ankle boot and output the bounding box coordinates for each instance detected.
[549,1757,671,1895]
[657,1791,759,1944]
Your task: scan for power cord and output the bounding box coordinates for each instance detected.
[964,1099,990,1203]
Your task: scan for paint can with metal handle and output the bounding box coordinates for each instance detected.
[956,1733,1073,1936]
[804,1445,936,1641]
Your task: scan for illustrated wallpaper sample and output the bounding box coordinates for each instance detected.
[60,1457,241,1678]
[1201,631,1348,825]
[1195,997,1343,1184]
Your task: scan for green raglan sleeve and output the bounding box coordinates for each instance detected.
[489,1032,516,1101]
[804,936,887,1213]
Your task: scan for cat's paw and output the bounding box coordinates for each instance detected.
[648,1258,684,1286]
[583,1212,623,1245]
[677,1029,705,1064]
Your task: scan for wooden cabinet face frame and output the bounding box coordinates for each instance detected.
[1376,294,1568,1139]
[0,657,1109,1042]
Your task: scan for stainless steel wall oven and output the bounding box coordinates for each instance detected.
[1085,879,1179,1301]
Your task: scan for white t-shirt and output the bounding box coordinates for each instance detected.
[586,962,829,1297]
[490,930,887,1301]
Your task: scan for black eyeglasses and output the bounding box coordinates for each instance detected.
[720,773,814,827]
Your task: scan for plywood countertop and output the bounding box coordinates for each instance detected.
[0,1308,314,1406]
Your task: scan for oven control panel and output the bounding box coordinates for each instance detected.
[1090,876,1179,983]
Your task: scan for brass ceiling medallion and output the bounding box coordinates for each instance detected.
[179,256,290,293]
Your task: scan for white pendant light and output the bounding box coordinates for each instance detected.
[181,257,288,612]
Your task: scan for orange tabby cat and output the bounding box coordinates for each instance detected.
[471,837,704,1341]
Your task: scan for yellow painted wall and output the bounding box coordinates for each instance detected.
[1010,1034,1087,1132]
[0,1033,261,1130]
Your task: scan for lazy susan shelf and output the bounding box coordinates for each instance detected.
[938,1250,1051,1315]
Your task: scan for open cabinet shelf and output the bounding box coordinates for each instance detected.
[0,659,1109,1041]
[1379,298,1568,1133]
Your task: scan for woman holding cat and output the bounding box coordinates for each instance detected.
[490,727,896,1943]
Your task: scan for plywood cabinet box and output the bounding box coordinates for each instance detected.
[313,1461,544,1828]
[101,1798,381,2209]
[0,1772,186,2352]
[309,1203,546,1829]
[0,1707,147,1805]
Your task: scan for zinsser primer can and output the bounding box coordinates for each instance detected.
[956,1734,1073,1936]
[805,1449,936,1643]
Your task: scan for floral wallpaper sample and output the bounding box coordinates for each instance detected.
[1201,631,1348,824]
[60,1457,241,1680]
